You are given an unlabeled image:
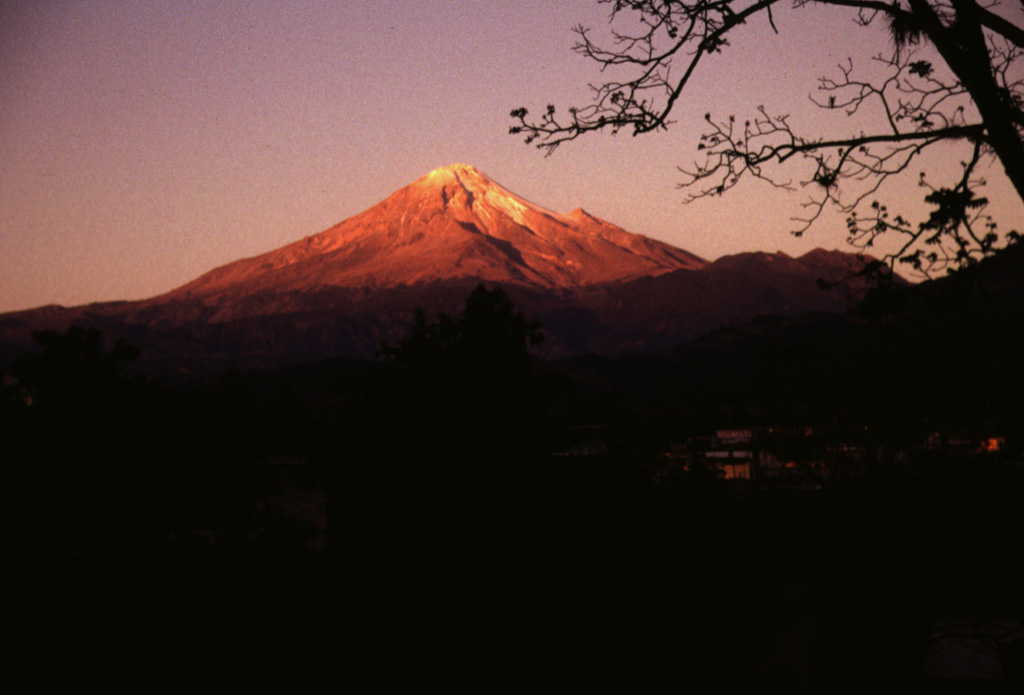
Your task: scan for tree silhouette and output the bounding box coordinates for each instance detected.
[511,0,1023,277]
[376,284,546,461]
[11,325,139,409]
[380,283,544,378]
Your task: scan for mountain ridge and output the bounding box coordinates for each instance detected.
[0,164,883,367]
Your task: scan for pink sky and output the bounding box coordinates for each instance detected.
[2,1,1021,312]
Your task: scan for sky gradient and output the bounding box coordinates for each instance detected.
[2,1,1022,312]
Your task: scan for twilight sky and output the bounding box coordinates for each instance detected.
[2,0,1021,312]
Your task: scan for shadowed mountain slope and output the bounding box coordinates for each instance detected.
[550,242,1024,430]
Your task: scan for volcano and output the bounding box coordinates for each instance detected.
[0,164,875,367]
[161,163,705,304]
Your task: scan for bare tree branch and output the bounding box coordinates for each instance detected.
[510,0,1024,275]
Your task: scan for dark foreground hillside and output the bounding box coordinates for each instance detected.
[7,277,1024,692]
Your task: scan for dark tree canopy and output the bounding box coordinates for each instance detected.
[375,284,546,462]
[11,325,139,407]
[511,0,1024,277]
[379,283,544,377]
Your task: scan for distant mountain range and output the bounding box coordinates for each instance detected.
[551,240,1024,430]
[0,164,882,370]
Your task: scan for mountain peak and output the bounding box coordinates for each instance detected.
[422,163,506,195]
[427,163,486,180]
[416,163,539,219]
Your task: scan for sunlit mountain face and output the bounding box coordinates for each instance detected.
[0,164,878,367]
[159,163,707,303]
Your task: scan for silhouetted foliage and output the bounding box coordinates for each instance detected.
[361,285,549,514]
[512,0,1023,277]
[11,325,139,408]
[9,310,1024,689]
[379,283,544,374]
[7,327,332,690]
[373,283,548,469]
